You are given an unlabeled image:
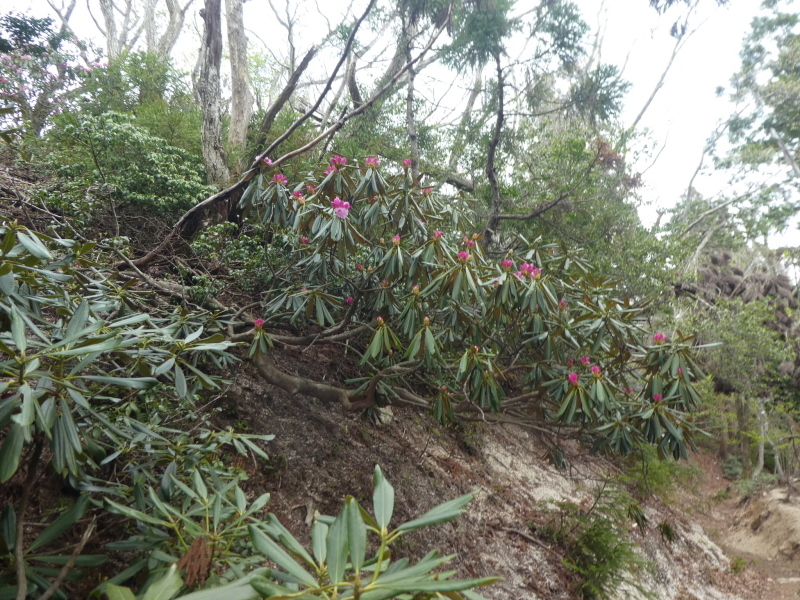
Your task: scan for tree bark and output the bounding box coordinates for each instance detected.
[482,54,505,246]
[226,0,254,173]
[196,0,230,186]
[736,393,753,478]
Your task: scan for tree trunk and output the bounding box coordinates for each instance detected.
[225,0,254,173]
[736,394,752,478]
[196,0,230,186]
[752,399,766,479]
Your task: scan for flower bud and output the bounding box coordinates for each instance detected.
[423,316,430,326]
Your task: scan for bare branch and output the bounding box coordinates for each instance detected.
[259,46,318,138]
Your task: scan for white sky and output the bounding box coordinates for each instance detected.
[23,0,776,238]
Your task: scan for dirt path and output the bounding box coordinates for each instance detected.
[686,452,800,600]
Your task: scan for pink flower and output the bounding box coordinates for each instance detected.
[432,230,443,241]
[412,285,420,295]
[365,156,380,168]
[306,184,317,194]
[559,301,567,310]
[300,236,309,244]
[403,158,412,168]
[623,388,633,395]
[465,240,476,247]
[653,333,666,344]
[356,264,364,272]
[677,367,683,377]
[591,365,602,378]
[531,268,542,280]
[368,196,378,204]
[263,157,273,166]
[580,356,591,366]
[331,197,351,219]
[272,173,288,185]
[330,155,347,167]
[457,251,471,263]
[324,165,336,175]
[254,318,265,329]
[568,372,579,386]
[393,235,401,246]
[653,393,663,402]
[514,271,523,278]
[346,297,354,304]
[292,191,306,203]
[567,359,574,366]
[381,279,390,288]
[501,259,513,271]
[422,187,433,196]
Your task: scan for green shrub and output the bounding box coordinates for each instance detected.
[43,111,211,219]
[536,487,654,600]
[722,456,743,480]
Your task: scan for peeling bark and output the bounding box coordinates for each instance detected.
[226,0,254,172]
[196,0,230,186]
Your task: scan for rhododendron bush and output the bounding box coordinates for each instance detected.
[237,154,705,459]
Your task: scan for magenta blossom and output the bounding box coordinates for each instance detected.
[531,268,542,280]
[457,251,471,263]
[365,156,380,168]
[567,358,574,366]
[263,157,273,167]
[381,279,390,288]
[432,230,443,241]
[306,184,317,194]
[254,318,265,329]
[559,301,567,310]
[653,333,666,344]
[677,367,683,377]
[356,264,364,272]
[591,365,602,378]
[330,155,347,167]
[465,239,476,247]
[272,173,288,185]
[331,197,351,219]
[501,259,513,271]
[422,187,433,196]
[403,158,412,168]
[514,271,524,278]
[324,165,336,176]
[568,372,579,386]
[346,297,354,305]
[653,393,663,402]
[580,356,591,366]
[392,235,401,246]
[292,191,306,203]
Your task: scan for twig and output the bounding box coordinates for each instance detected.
[38,517,97,600]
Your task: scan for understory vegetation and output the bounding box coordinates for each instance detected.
[2,0,800,598]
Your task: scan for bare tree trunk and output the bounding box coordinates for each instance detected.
[405,32,420,180]
[226,0,254,173]
[196,0,230,186]
[736,394,753,478]
[482,54,505,246]
[96,0,143,59]
[159,0,193,57]
[752,399,766,479]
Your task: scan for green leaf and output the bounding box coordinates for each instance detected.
[65,300,90,340]
[325,506,349,585]
[17,231,52,260]
[174,364,188,398]
[142,565,183,600]
[377,576,499,593]
[105,584,136,600]
[396,493,474,533]
[347,498,366,572]
[373,465,394,532]
[29,495,89,552]
[81,376,159,390]
[0,424,25,482]
[311,519,328,564]
[248,525,317,587]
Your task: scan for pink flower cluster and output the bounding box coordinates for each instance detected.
[306,184,317,194]
[392,235,401,246]
[501,259,514,271]
[457,251,471,263]
[346,297,354,304]
[422,187,433,196]
[254,318,265,329]
[653,393,663,402]
[403,158,412,168]
[272,173,288,185]
[580,356,591,366]
[559,301,568,310]
[568,372,579,386]
[365,156,380,168]
[432,230,443,241]
[591,365,602,379]
[331,197,351,219]
[263,157,273,166]
[292,191,306,204]
[300,237,309,244]
[653,333,666,344]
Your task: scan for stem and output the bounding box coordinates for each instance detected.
[38,517,96,600]
[15,439,43,600]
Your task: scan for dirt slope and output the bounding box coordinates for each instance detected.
[222,354,780,600]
